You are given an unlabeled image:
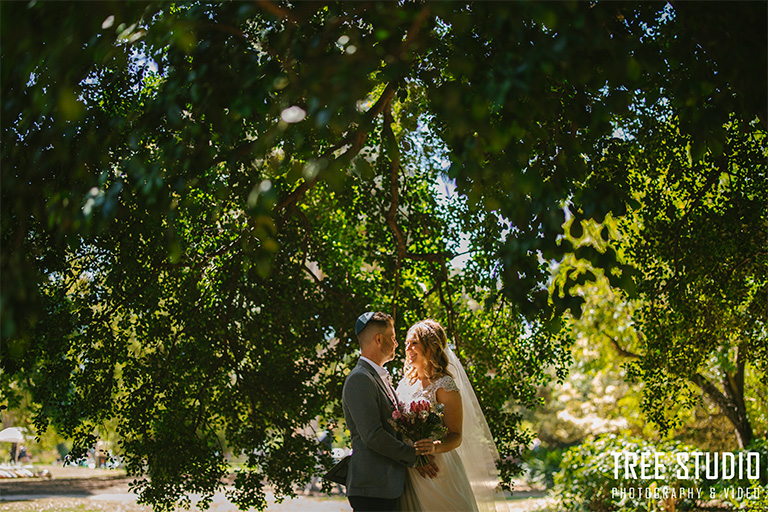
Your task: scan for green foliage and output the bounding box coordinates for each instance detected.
[544,245,764,451]
[616,113,768,446]
[523,445,566,489]
[554,435,768,512]
[2,1,766,509]
[706,438,768,508]
[554,435,702,512]
[440,292,573,487]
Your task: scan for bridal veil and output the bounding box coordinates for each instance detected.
[446,345,510,512]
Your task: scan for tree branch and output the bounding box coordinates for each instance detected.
[724,345,750,440]
[404,251,453,262]
[440,259,461,349]
[690,370,752,447]
[484,294,506,351]
[691,372,735,418]
[273,82,400,216]
[254,0,301,25]
[604,332,641,359]
[159,235,244,269]
[384,102,405,261]
[734,343,746,400]
[302,260,355,313]
[289,204,312,257]
[272,5,429,216]
[383,100,404,320]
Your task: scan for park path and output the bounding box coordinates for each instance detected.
[2,490,553,512]
[0,466,553,511]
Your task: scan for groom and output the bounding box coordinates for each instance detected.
[342,311,437,512]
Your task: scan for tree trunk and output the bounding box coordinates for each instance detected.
[609,336,754,448]
[691,353,753,449]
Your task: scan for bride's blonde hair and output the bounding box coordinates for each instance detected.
[405,319,452,384]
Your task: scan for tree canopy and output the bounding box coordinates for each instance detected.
[2,1,766,510]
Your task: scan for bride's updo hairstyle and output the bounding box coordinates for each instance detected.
[405,319,453,384]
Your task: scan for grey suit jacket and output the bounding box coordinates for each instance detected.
[342,359,416,499]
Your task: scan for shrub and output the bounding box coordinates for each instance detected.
[553,434,703,512]
[553,434,768,511]
[523,445,567,489]
[705,438,768,510]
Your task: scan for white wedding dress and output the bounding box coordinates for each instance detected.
[397,375,479,512]
[396,347,509,512]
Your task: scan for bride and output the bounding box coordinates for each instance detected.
[396,319,509,512]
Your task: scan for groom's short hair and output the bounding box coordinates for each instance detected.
[356,311,393,344]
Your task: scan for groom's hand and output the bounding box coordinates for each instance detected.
[416,455,439,479]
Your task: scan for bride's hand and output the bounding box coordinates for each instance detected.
[414,438,438,455]
[415,455,439,479]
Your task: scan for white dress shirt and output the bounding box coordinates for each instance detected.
[359,356,397,405]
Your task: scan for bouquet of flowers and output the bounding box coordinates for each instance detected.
[389,400,448,467]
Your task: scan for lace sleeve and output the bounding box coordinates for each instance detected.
[433,375,459,394]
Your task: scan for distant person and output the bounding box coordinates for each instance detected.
[95,440,108,467]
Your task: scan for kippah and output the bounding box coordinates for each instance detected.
[355,311,375,336]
